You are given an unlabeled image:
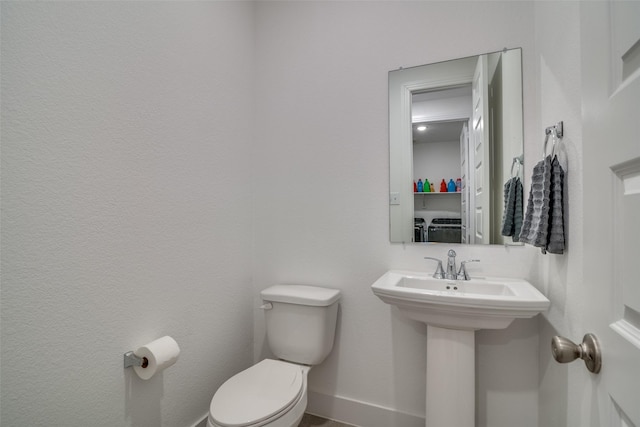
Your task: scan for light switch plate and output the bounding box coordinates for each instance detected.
[389,192,400,205]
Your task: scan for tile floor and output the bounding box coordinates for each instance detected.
[299,413,358,427]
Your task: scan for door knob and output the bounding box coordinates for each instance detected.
[551,333,601,374]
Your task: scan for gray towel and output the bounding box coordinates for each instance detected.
[546,156,565,254]
[518,155,565,254]
[500,177,523,242]
[519,156,551,248]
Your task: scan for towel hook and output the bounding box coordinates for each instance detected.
[546,121,563,139]
[511,155,523,178]
[543,131,555,158]
[543,121,564,158]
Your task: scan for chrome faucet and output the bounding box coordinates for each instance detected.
[423,257,445,279]
[445,249,457,280]
[424,249,480,281]
[457,259,480,280]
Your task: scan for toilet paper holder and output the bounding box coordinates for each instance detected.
[123,336,180,380]
[123,351,148,369]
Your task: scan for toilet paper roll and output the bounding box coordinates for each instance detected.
[133,336,180,380]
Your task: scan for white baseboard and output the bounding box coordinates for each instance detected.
[191,392,424,427]
[189,413,208,427]
[306,390,424,427]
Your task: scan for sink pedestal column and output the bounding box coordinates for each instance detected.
[426,325,475,427]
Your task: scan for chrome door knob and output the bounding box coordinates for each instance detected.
[551,333,602,374]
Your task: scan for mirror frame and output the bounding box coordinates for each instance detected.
[389,49,524,245]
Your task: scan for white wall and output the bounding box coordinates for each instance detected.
[413,141,460,186]
[412,95,473,123]
[252,2,542,427]
[414,142,461,218]
[532,2,588,426]
[1,3,255,426]
[2,2,592,427]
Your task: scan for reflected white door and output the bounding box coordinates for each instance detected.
[460,122,470,244]
[581,2,640,425]
[472,55,491,244]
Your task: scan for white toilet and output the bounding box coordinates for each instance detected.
[207,284,341,427]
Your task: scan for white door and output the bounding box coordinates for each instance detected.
[460,122,470,244]
[472,55,491,244]
[581,2,640,425]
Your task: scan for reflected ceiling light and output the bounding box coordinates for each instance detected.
[417,125,428,132]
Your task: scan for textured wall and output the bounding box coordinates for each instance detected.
[2,2,586,427]
[251,2,542,427]
[1,3,255,426]
[532,2,588,427]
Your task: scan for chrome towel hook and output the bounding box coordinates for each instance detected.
[510,154,524,178]
[545,121,563,139]
[543,121,564,158]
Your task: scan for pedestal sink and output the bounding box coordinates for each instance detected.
[371,270,550,427]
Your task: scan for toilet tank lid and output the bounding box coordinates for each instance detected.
[261,285,341,306]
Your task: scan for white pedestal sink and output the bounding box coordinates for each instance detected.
[371,270,550,427]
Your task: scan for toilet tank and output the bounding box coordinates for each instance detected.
[261,285,341,366]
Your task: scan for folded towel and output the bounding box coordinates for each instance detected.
[514,179,523,241]
[500,177,524,242]
[519,155,566,254]
[519,156,552,248]
[546,156,565,254]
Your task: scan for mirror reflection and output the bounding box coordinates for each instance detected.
[389,48,524,245]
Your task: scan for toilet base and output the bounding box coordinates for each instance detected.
[207,391,306,427]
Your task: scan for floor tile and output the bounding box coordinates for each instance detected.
[299,413,358,427]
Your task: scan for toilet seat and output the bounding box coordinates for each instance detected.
[209,359,305,427]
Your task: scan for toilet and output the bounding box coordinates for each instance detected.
[207,284,341,427]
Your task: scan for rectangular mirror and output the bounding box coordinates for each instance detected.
[389,48,524,245]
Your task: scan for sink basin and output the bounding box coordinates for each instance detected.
[372,269,550,426]
[371,270,550,330]
[399,276,515,296]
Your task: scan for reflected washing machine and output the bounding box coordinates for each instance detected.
[427,218,462,243]
[414,218,426,242]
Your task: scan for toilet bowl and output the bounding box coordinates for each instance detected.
[208,285,341,427]
[207,359,309,427]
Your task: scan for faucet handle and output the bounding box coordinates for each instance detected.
[424,257,445,279]
[457,259,480,280]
